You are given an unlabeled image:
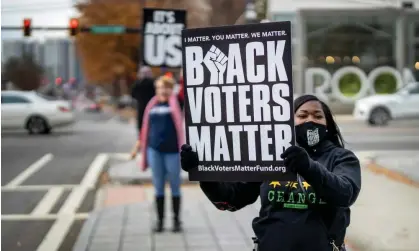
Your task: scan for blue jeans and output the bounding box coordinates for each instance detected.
[147,147,181,197]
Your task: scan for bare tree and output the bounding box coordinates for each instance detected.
[2,54,44,91]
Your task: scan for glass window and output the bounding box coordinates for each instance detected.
[35,92,57,101]
[303,11,398,96]
[271,12,297,38]
[305,14,396,70]
[1,95,31,104]
[416,43,419,62]
[405,14,419,69]
[408,82,419,94]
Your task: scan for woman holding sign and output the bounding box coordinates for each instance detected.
[131,74,184,233]
[180,95,361,251]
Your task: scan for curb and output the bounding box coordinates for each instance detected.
[109,176,199,186]
[345,240,361,251]
[72,212,100,251]
[93,186,106,210]
[107,153,197,186]
[365,161,419,188]
[334,115,356,121]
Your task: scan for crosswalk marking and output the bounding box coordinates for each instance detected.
[1,213,89,221]
[31,187,65,216]
[36,216,76,251]
[5,153,53,188]
[59,187,89,215]
[35,153,110,251]
[1,153,110,251]
[1,184,77,191]
[80,154,109,189]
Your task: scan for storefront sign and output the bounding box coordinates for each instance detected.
[305,66,417,104]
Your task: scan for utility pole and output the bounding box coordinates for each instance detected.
[138,0,147,69]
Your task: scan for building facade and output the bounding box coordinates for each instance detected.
[268,0,419,110]
[1,38,84,84]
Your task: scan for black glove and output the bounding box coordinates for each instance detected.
[280,146,312,174]
[180,144,199,172]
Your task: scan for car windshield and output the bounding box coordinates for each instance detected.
[35,92,58,101]
[397,82,419,93]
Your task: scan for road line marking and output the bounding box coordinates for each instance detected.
[35,154,109,251]
[36,216,75,251]
[59,153,109,215]
[109,153,131,160]
[1,213,89,220]
[80,153,109,188]
[4,153,53,188]
[31,187,64,216]
[59,186,88,215]
[1,185,77,191]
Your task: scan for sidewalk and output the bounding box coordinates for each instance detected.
[368,150,419,187]
[73,185,257,251]
[346,151,419,251]
[107,155,192,185]
[73,152,419,251]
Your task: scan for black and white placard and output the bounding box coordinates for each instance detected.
[181,21,296,182]
[142,8,187,68]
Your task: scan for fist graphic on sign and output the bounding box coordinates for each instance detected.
[203,45,228,85]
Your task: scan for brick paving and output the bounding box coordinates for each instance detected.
[73,186,259,251]
[102,186,146,207]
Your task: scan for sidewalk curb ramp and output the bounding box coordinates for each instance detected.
[365,161,419,188]
[106,154,197,186]
[346,153,419,251]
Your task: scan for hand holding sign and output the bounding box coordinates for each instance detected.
[203,45,228,84]
[280,146,311,174]
[180,144,200,172]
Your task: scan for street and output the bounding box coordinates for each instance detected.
[339,119,419,151]
[2,112,419,251]
[1,111,136,251]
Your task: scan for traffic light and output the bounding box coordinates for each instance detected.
[69,18,79,36]
[55,77,62,85]
[23,18,32,37]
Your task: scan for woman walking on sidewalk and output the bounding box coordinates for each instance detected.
[180,94,361,251]
[131,75,184,233]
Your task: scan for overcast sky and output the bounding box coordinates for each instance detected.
[1,0,79,40]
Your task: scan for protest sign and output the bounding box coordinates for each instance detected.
[181,21,296,182]
[142,8,186,68]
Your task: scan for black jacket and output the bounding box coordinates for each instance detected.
[131,77,155,131]
[199,141,361,251]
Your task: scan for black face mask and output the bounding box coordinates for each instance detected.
[295,121,328,149]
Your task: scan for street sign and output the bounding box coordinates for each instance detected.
[90,25,126,34]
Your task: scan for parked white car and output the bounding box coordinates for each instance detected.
[353,82,419,126]
[1,91,76,134]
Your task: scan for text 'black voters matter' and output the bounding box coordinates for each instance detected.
[142,8,187,67]
[181,21,296,182]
